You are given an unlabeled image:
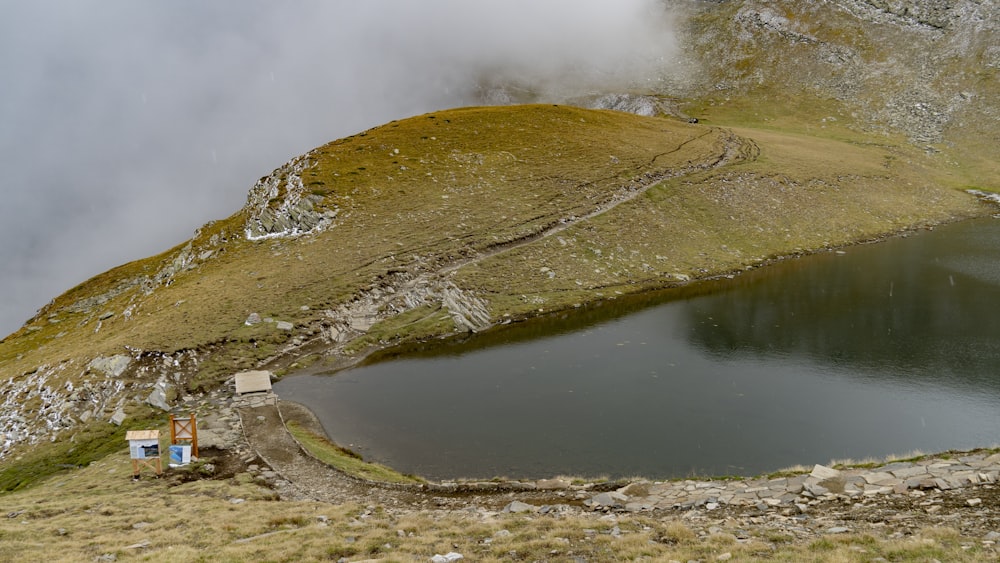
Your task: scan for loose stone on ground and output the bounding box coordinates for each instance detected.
[580,457,1000,516]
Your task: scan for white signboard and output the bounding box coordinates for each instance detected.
[169,445,191,466]
[129,439,159,460]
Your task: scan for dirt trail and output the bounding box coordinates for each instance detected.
[260,128,758,369]
[238,401,575,512]
[235,399,1000,546]
[238,403,413,506]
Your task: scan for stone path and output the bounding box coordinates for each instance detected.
[583,454,1000,513]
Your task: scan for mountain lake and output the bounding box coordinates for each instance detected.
[275,216,1000,480]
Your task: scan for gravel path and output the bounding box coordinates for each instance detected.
[238,402,419,506]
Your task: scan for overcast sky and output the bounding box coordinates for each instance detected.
[0,0,679,337]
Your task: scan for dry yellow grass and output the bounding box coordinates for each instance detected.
[0,450,992,562]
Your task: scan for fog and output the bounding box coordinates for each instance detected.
[0,0,680,337]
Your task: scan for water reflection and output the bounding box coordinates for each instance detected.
[275,218,1000,480]
[685,222,1000,386]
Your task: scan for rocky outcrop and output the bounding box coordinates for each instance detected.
[681,0,998,145]
[839,0,984,30]
[582,455,1000,513]
[86,355,132,378]
[0,349,205,461]
[243,153,338,240]
[0,361,125,456]
[322,276,492,347]
[62,224,234,324]
[588,93,661,117]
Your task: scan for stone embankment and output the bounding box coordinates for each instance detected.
[582,454,1000,514]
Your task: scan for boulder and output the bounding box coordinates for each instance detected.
[536,478,571,490]
[810,464,841,480]
[586,491,629,509]
[146,386,170,412]
[87,355,132,378]
[503,501,537,513]
[110,409,127,426]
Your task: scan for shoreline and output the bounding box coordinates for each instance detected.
[237,397,1000,545]
[280,201,997,379]
[267,207,1000,487]
[278,395,1000,490]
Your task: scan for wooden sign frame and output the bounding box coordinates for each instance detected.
[169,413,198,458]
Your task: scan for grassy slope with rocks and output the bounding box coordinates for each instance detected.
[0,104,989,488]
[2,446,999,562]
[1,0,999,560]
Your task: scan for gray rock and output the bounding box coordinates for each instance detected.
[276,321,294,331]
[861,471,896,485]
[810,464,841,480]
[431,553,464,563]
[110,409,127,426]
[536,478,570,490]
[245,313,262,326]
[146,386,171,412]
[88,355,132,377]
[877,461,915,472]
[244,157,336,239]
[803,482,830,497]
[890,466,929,479]
[503,501,537,513]
[587,491,628,508]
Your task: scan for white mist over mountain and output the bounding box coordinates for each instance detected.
[0,0,680,337]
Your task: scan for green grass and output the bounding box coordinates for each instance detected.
[285,420,423,484]
[452,123,986,317]
[342,304,455,356]
[0,407,161,492]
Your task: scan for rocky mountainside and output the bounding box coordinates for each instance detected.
[1,0,997,489]
[679,0,997,154]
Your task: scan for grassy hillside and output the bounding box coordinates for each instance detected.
[1,0,999,559]
[0,105,739,380]
[0,103,990,491]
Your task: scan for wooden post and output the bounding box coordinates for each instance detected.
[169,413,198,458]
[131,456,162,478]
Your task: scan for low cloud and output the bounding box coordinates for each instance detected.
[0,0,679,336]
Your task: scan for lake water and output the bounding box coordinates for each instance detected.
[275,217,1000,480]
